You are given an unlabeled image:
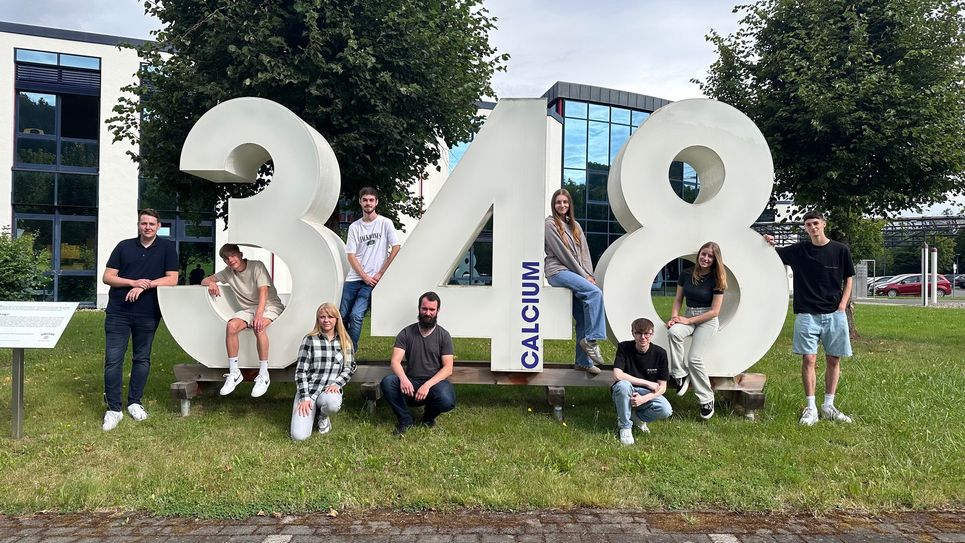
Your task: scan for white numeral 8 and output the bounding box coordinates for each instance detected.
[598,99,789,377]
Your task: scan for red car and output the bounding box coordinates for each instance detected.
[874,274,952,297]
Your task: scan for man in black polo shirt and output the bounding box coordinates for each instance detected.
[101,209,179,431]
[380,291,455,436]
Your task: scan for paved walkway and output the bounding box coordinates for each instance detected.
[1,509,963,542]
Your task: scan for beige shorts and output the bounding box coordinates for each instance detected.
[231,306,284,326]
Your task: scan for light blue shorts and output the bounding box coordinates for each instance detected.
[792,312,852,357]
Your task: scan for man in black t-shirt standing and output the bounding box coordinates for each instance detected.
[101,209,179,431]
[380,291,455,435]
[764,211,855,426]
[611,318,673,445]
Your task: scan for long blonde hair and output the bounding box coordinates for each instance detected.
[308,302,354,355]
[692,241,728,291]
[550,188,582,251]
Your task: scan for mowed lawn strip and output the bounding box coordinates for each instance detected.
[0,301,962,516]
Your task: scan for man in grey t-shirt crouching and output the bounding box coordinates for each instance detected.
[380,291,455,436]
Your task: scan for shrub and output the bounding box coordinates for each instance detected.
[0,226,51,300]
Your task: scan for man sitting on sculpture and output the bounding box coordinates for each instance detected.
[201,243,286,398]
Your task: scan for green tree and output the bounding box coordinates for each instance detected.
[0,227,51,300]
[698,0,965,243]
[109,0,508,226]
[927,235,956,273]
[889,245,921,274]
[831,216,883,263]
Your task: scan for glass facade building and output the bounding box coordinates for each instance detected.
[4,24,220,305]
[547,84,698,269]
[12,47,101,304]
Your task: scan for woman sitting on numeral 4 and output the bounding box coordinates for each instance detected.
[666,241,727,420]
[290,303,356,441]
[544,188,607,375]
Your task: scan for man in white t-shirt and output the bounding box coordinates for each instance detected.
[201,244,286,398]
[339,187,401,351]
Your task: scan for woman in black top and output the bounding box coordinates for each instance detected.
[666,241,727,420]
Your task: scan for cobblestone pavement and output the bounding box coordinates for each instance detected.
[0,509,962,542]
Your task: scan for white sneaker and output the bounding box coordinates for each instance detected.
[618,428,634,445]
[799,406,819,426]
[127,403,148,421]
[317,416,332,435]
[219,371,243,396]
[820,405,853,423]
[102,410,123,431]
[251,373,270,398]
[631,414,650,433]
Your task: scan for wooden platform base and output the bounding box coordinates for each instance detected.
[170,361,766,420]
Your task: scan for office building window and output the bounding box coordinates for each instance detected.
[11,50,102,304]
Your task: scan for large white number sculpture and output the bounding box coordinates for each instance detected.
[370,99,571,372]
[158,97,347,369]
[597,99,789,377]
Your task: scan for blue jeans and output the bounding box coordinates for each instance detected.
[104,312,161,412]
[548,270,607,368]
[380,374,456,426]
[611,380,673,430]
[339,280,372,350]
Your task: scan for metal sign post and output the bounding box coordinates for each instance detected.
[11,348,24,439]
[1,301,78,439]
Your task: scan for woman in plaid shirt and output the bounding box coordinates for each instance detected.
[290,303,356,440]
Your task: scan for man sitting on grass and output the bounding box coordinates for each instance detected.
[611,318,673,445]
[380,291,455,436]
[201,244,285,398]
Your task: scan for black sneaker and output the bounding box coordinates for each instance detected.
[393,424,413,436]
[673,375,690,396]
[420,417,436,428]
[699,401,715,420]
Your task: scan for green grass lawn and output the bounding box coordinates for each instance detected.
[0,301,963,516]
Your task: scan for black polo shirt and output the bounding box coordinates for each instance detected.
[105,237,179,317]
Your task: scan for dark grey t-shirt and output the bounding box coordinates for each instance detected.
[394,323,454,380]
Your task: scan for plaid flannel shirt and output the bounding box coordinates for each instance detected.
[294,334,356,401]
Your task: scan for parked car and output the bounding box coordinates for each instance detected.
[867,275,895,293]
[954,274,965,289]
[873,274,952,297]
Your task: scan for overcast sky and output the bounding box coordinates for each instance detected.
[3,1,959,215]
